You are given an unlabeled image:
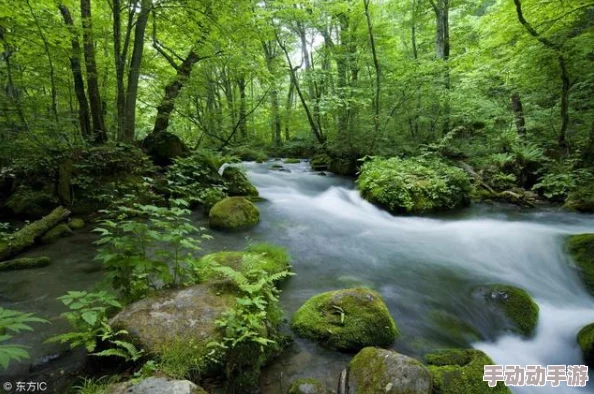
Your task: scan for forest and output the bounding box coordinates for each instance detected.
[0,0,594,393]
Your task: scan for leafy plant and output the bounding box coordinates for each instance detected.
[0,308,48,369]
[49,291,143,362]
[94,201,210,302]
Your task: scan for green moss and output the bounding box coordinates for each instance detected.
[348,347,388,391]
[69,218,85,230]
[568,234,594,295]
[565,185,594,213]
[311,154,331,171]
[288,378,327,394]
[209,197,260,229]
[200,244,290,281]
[202,188,227,213]
[291,288,398,351]
[577,323,594,367]
[155,337,224,382]
[356,157,472,214]
[474,284,539,337]
[283,158,302,164]
[222,167,259,197]
[40,223,73,244]
[0,256,51,271]
[427,349,511,394]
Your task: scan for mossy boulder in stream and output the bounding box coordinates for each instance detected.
[291,288,398,351]
[199,243,290,281]
[40,223,73,244]
[356,157,471,214]
[567,233,594,294]
[338,347,432,394]
[110,282,236,375]
[289,378,330,394]
[68,218,85,230]
[222,167,258,197]
[577,323,594,367]
[209,197,260,230]
[427,349,511,394]
[0,256,51,271]
[473,284,539,337]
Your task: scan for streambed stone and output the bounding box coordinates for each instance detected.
[291,287,398,351]
[209,196,260,230]
[107,376,207,394]
[338,347,431,394]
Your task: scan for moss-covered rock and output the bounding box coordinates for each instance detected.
[143,131,190,166]
[311,154,331,171]
[199,243,290,281]
[427,349,511,394]
[40,223,73,244]
[68,218,85,230]
[429,310,482,345]
[222,167,258,197]
[577,323,594,367]
[339,347,432,394]
[565,185,594,213]
[110,282,235,376]
[473,284,539,337]
[289,378,329,394]
[284,158,302,164]
[202,188,227,213]
[567,234,594,295]
[329,157,358,176]
[0,256,51,271]
[209,197,260,230]
[356,157,472,214]
[291,288,398,351]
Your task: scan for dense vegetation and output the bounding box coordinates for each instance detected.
[1,0,594,392]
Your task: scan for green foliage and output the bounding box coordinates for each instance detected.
[49,290,142,362]
[357,156,472,214]
[577,323,594,367]
[0,308,47,369]
[71,376,121,394]
[153,339,211,381]
[94,202,210,303]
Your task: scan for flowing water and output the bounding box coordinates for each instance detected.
[2,160,594,394]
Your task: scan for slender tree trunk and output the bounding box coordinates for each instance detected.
[513,0,570,150]
[284,81,294,141]
[238,76,247,140]
[511,92,526,136]
[262,41,282,146]
[430,0,450,136]
[112,0,126,140]
[411,0,419,60]
[364,0,381,139]
[81,0,107,142]
[1,27,28,131]
[59,4,91,139]
[152,50,201,135]
[27,0,59,124]
[122,0,151,142]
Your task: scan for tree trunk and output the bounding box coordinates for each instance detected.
[430,0,450,136]
[511,92,526,136]
[112,0,126,140]
[80,0,108,143]
[284,80,295,141]
[59,5,91,139]
[122,0,151,142]
[152,50,201,135]
[364,0,381,139]
[270,88,282,146]
[238,76,247,140]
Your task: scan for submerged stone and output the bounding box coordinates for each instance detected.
[339,347,432,394]
[0,256,51,271]
[427,349,511,394]
[40,223,73,244]
[577,323,594,367]
[289,378,329,394]
[209,197,260,230]
[291,287,398,351]
[472,284,539,337]
[567,233,594,295]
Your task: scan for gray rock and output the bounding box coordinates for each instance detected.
[338,347,432,394]
[108,377,206,394]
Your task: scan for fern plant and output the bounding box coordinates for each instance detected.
[0,308,47,369]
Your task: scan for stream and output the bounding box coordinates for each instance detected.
[2,160,594,393]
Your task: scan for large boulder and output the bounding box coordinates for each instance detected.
[110,282,235,374]
[143,131,190,166]
[356,157,471,214]
[472,284,539,337]
[107,376,207,394]
[577,323,594,367]
[338,347,432,394]
[291,288,398,351]
[567,234,594,294]
[0,256,51,271]
[426,349,511,394]
[209,197,260,230]
[222,167,258,197]
[289,378,330,394]
[40,223,73,244]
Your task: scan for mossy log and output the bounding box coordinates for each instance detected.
[0,256,51,271]
[0,206,70,261]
